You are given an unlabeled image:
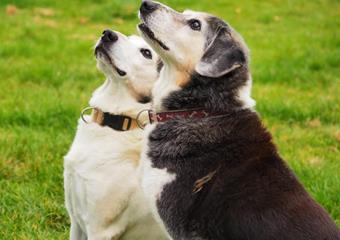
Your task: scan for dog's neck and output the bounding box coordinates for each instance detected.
[152,64,182,112]
[90,77,150,118]
[152,63,256,113]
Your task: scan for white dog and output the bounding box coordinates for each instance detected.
[64,29,166,240]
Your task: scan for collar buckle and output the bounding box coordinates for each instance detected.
[121,116,133,131]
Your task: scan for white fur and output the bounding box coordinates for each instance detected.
[151,64,181,112]
[237,74,256,110]
[139,7,205,69]
[139,124,176,240]
[64,33,167,240]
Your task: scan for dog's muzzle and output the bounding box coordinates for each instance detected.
[101,29,118,43]
[95,30,118,54]
[140,0,158,16]
[95,30,127,77]
[138,23,170,51]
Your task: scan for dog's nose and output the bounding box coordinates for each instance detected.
[101,30,118,43]
[140,0,158,15]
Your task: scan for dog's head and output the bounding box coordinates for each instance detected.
[138,1,255,111]
[138,1,249,80]
[95,30,161,102]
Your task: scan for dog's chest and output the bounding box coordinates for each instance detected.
[140,124,176,237]
[64,120,142,229]
[140,121,227,239]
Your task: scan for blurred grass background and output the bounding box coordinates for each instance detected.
[0,0,339,238]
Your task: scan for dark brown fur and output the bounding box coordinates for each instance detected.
[148,97,340,240]
[140,2,340,239]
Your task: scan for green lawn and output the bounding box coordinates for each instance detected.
[0,0,339,238]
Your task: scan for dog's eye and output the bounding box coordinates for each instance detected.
[140,49,153,59]
[188,19,201,31]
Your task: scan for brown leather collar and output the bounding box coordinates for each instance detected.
[148,108,241,123]
[90,108,139,131]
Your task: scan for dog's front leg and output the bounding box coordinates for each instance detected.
[70,220,87,240]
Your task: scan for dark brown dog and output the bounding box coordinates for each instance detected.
[138,1,340,239]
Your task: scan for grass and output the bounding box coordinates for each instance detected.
[0,0,339,238]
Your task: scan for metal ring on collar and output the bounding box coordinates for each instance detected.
[81,107,95,124]
[136,109,152,130]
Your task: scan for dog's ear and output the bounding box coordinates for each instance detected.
[195,27,247,78]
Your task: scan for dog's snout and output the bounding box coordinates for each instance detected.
[140,0,158,15]
[101,30,118,43]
